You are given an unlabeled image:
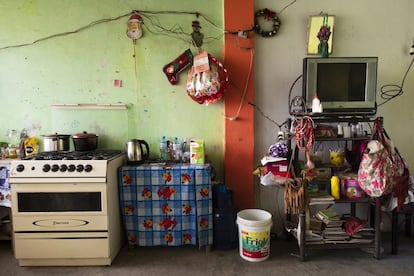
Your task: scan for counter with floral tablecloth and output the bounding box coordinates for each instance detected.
[0,160,11,240]
[0,161,11,208]
[118,163,212,248]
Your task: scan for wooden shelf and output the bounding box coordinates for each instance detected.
[51,103,127,110]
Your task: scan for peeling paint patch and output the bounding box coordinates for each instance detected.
[22,121,43,137]
[89,122,105,135]
[100,59,108,68]
[19,0,41,16]
[70,120,80,129]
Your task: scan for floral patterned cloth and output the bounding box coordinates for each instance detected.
[0,165,11,208]
[118,163,212,247]
[358,140,395,197]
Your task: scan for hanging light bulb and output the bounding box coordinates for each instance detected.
[126,12,143,44]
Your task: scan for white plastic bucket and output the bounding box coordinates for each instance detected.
[236,209,272,262]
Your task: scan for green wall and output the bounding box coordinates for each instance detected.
[0,0,224,178]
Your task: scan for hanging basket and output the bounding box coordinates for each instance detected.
[186,54,228,105]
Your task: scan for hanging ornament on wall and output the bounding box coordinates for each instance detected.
[186,52,228,105]
[126,12,143,44]
[254,8,281,37]
[191,20,204,49]
[163,49,194,85]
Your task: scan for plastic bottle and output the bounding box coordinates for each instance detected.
[160,136,168,161]
[172,137,182,162]
[330,176,341,200]
[312,93,322,113]
[337,124,343,138]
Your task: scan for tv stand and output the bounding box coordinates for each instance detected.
[286,115,383,261]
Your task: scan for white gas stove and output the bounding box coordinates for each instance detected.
[9,150,126,266]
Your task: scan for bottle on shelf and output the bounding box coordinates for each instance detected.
[159,136,168,161]
[312,93,323,113]
[172,137,183,162]
[337,124,343,138]
[330,175,340,200]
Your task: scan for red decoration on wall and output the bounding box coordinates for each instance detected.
[163,49,194,85]
[186,54,228,105]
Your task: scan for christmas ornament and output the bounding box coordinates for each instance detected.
[191,20,204,48]
[186,53,228,105]
[126,12,143,43]
[163,49,194,85]
[254,8,281,37]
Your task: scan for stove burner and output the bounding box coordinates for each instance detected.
[24,150,123,161]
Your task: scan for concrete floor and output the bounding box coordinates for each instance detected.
[1,233,414,276]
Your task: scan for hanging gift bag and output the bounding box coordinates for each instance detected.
[357,118,409,206]
[357,140,395,197]
[381,128,409,210]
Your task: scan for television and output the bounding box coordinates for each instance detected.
[302,57,378,115]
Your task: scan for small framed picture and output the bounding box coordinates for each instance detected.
[307,15,335,55]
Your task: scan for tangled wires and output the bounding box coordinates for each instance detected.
[294,116,314,152]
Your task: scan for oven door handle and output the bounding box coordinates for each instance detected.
[14,232,108,239]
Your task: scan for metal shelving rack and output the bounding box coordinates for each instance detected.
[287,115,383,261]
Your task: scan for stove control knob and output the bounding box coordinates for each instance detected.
[76,164,84,172]
[51,164,59,172]
[85,164,93,172]
[16,164,25,172]
[60,164,68,172]
[68,164,76,172]
[42,164,51,172]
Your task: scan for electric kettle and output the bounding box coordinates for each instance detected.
[126,139,150,164]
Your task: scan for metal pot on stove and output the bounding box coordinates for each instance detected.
[126,139,149,164]
[43,133,70,152]
[72,131,98,151]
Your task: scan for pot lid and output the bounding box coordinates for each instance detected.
[72,131,98,138]
[43,133,70,138]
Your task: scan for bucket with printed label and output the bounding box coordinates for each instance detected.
[236,209,272,262]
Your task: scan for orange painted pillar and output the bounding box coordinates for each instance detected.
[224,0,255,209]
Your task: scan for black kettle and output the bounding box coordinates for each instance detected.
[126,139,150,164]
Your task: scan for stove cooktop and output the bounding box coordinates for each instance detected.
[23,150,123,161]
[10,150,125,179]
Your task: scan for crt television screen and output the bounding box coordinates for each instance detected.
[317,63,367,102]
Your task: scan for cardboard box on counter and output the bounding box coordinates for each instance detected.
[190,139,204,164]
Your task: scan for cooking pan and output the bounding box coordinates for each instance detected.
[43,133,70,151]
[72,131,98,151]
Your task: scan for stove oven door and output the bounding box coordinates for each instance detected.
[11,182,108,232]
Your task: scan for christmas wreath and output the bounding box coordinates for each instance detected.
[254,8,281,37]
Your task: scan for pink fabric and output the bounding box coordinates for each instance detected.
[344,217,367,235]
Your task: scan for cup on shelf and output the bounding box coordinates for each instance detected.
[343,126,351,138]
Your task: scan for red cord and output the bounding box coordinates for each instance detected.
[295,116,314,152]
